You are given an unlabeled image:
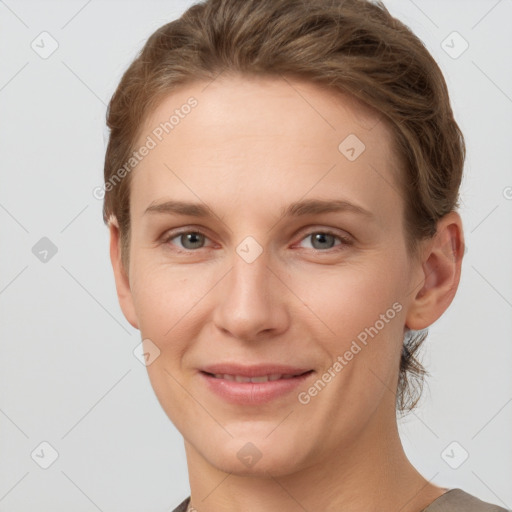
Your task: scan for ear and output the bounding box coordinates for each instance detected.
[405,211,465,330]
[108,216,139,330]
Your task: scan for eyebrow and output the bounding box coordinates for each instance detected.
[144,198,374,220]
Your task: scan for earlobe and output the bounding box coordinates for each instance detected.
[108,216,139,330]
[405,211,465,331]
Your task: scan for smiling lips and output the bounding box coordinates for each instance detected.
[199,363,315,404]
[208,373,301,382]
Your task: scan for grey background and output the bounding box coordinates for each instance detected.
[0,0,511,510]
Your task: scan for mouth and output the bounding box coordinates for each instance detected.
[200,370,313,382]
[198,368,315,405]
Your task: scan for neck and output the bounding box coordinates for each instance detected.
[183,400,445,512]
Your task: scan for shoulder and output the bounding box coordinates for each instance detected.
[171,496,191,512]
[424,489,510,512]
[171,491,510,512]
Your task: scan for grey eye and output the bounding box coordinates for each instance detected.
[300,232,341,250]
[170,232,207,250]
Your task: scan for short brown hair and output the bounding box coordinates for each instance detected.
[103,0,466,414]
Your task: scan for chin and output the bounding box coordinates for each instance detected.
[201,436,311,477]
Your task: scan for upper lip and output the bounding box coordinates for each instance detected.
[200,363,313,377]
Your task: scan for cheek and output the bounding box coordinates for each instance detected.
[293,259,404,339]
[301,257,406,397]
[129,267,204,422]
[304,265,405,420]
[130,264,199,345]
[131,267,190,368]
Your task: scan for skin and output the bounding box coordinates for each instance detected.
[109,73,464,512]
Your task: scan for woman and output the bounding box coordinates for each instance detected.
[102,0,508,510]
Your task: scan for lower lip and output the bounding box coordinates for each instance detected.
[199,371,314,405]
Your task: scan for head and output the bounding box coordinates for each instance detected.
[104,0,465,475]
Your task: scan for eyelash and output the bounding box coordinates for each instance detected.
[161,227,352,254]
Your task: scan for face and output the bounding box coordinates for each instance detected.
[114,74,425,476]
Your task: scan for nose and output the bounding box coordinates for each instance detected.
[212,245,289,342]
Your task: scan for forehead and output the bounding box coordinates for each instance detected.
[141,73,388,140]
[130,74,403,224]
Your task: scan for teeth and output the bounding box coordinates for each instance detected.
[211,373,297,382]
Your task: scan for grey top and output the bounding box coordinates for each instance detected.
[172,489,510,512]
[420,489,509,512]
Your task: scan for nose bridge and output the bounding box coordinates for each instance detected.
[229,234,272,307]
[212,233,287,339]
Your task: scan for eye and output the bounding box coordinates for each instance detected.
[161,228,352,253]
[297,230,352,251]
[163,230,212,252]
